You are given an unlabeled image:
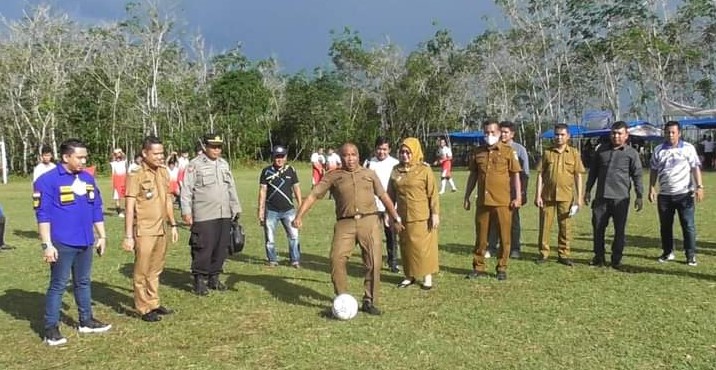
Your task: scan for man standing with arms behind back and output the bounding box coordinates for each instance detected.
[585,121,644,268]
[123,136,179,322]
[464,120,522,281]
[534,123,585,266]
[34,138,111,346]
[364,137,401,273]
[649,121,704,266]
[181,133,242,295]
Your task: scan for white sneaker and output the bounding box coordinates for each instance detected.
[687,257,697,267]
[439,191,445,195]
[657,252,675,263]
[484,250,491,259]
[78,318,112,333]
[118,213,125,218]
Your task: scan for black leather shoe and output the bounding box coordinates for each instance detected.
[141,311,161,322]
[589,258,605,267]
[396,278,415,288]
[193,275,209,296]
[510,250,521,259]
[207,275,227,291]
[496,271,507,281]
[534,257,548,265]
[465,270,489,280]
[152,306,174,315]
[420,284,433,291]
[360,301,382,316]
[557,257,574,266]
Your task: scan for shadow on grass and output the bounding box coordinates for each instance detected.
[572,233,716,257]
[0,289,70,338]
[298,252,404,285]
[92,281,136,318]
[119,264,194,294]
[13,229,39,239]
[225,273,331,308]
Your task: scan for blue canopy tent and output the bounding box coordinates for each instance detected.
[448,131,484,144]
[541,124,587,139]
[582,120,662,141]
[679,117,716,129]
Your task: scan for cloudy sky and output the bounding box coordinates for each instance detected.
[0,0,502,72]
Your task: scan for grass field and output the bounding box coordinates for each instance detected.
[1,163,715,369]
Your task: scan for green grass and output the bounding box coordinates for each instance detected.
[1,163,716,369]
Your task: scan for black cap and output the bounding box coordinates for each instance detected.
[272,145,287,157]
[203,133,223,146]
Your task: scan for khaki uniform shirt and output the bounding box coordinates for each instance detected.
[389,163,439,222]
[311,167,383,220]
[180,153,241,222]
[126,162,170,236]
[469,143,522,207]
[536,145,585,202]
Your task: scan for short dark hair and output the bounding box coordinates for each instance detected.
[374,136,390,148]
[41,145,52,155]
[554,123,569,132]
[59,139,86,158]
[664,120,681,131]
[611,121,628,131]
[483,119,499,130]
[142,135,162,150]
[499,121,515,132]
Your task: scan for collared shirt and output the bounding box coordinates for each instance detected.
[586,144,643,200]
[259,164,299,212]
[537,145,585,202]
[468,143,522,207]
[364,155,399,212]
[33,163,56,183]
[180,153,242,222]
[34,165,104,247]
[389,163,439,222]
[126,162,171,236]
[311,167,383,220]
[650,140,700,195]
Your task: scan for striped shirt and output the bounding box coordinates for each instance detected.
[650,140,700,195]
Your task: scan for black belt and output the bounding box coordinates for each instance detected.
[337,212,379,221]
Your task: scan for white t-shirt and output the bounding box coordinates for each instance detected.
[310,152,326,165]
[439,146,453,159]
[703,140,715,153]
[650,140,701,195]
[326,153,341,168]
[177,156,189,170]
[33,163,56,182]
[364,155,400,211]
[111,160,127,176]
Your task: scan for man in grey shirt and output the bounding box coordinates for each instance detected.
[487,121,529,259]
[584,121,643,269]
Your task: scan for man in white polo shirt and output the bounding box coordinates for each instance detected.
[649,121,704,266]
[364,137,401,272]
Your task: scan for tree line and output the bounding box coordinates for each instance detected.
[0,0,714,174]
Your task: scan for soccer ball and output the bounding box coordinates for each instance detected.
[332,294,358,320]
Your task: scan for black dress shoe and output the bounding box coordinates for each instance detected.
[496,271,507,281]
[396,278,415,288]
[465,270,489,280]
[420,284,433,291]
[589,258,605,267]
[152,306,174,315]
[141,311,161,322]
[557,257,574,266]
[207,275,227,291]
[360,301,382,316]
[510,250,521,259]
[534,257,548,265]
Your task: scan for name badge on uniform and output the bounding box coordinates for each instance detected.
[86,185,96,201]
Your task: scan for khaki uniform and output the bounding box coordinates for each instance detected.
[180,153,241,276]
[536,145,585,258]
[389,163,439,277]
[469,143,521,273]
[311,167,384,303]
[126,162,171,314]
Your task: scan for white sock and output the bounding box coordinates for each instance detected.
[448,179,457,190]
[440,180,446,193]
[423,274,432,286]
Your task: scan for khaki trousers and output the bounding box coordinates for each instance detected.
[330,215,382,304]
[473,205,512,272]
[538,201,572,258]
[134,234,167,314]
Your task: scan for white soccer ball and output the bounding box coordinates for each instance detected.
[332,294,358,320]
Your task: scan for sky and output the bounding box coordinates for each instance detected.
[0,0,502,72]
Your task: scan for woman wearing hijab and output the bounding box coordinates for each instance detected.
[388,138,440,290]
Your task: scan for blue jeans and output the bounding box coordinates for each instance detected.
[264,209,300,263]
[658,193,696,258]
[45,243,94,329]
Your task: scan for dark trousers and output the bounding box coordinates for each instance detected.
[658,193,696,258]
[380,213,398,266]
[190,218,231,276]
[0,215,5,246]
[591,198,630,265]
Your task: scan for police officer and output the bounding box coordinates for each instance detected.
[292,143,403,315]
[180,133,241,295]
[123,136,179,322]
[34,138,111,346]
[464,120,522,281]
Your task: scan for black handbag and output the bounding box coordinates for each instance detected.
[229,218,245,254]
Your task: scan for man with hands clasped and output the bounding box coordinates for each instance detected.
[123,136,179,322]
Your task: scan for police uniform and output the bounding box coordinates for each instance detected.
[310,167,384,304]
[126,161,173,315]
[469,143,522,273]
[34,163,108,336]
[180,134,241,293]
[536,144,585,259]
